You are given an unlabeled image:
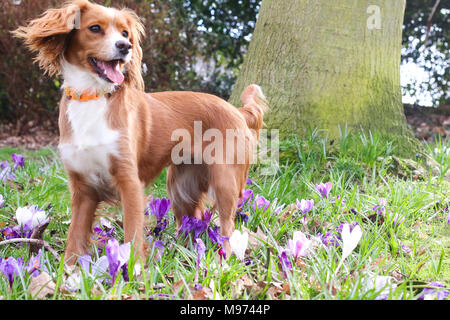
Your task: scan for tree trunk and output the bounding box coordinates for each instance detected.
[230,0,419,155]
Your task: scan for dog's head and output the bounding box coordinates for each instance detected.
[13,0,145,91]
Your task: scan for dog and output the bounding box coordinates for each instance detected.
[14,0,267,264]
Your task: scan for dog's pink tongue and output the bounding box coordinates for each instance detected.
[99,61,124,84]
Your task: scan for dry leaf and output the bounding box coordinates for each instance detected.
[278,203,298,223]
[28,272,56,299]
[243,226,268,251]
[192,287,213,300]
[231,278,246,299]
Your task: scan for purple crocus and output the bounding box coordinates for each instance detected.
[399,241,412,255]
[246,178,253,185]
[146,197,171,222]
[418,282,449,300]
[147,236,165,262]
[296,199,314,214]
[194,238,206,281]
[78,254,109,283]
[317,231,340,248]
[237,189,254,209]
[11,154,25,170]
[0,161,8,169]
[26,249,45,278]
[92,221,115,254]
[252,195,270,212]
[372,198,387,216]
[0,165,16,182]
[278,250,292,278]
[391,213,405,227]
[316,182,332,198]
[0,256,23,289]
[105,239,130,284]
[207,226,228,258]
[236,209,250,223]
[177,215,208,239]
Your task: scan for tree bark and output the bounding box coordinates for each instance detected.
[230,0,419,155]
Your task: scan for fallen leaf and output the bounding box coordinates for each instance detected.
[243,226,267,251]
[192,287,213,300]
[231,278,246,299]
[28,272,56,299]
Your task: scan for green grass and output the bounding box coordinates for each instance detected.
[0,131,449,300]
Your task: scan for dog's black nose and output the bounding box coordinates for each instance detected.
[116,40,132,55]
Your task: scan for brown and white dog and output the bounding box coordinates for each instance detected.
[14,0,267,264]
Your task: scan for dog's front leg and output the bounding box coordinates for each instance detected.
[65,172,99,265]
[112,164,145,260]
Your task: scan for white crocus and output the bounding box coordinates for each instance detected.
[16,206,48,229]
[229,230,249,261]
[362,272,397,300]
[341,223,362,261]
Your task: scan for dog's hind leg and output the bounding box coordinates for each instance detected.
[209,164,240,258]
[167,164,209,231]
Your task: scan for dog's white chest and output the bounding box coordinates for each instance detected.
[59,97,120,186]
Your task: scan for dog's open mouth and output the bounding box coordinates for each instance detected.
[89,57,125,85]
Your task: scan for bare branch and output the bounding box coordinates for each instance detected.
[424,0,441,47]
[0,238,60,261]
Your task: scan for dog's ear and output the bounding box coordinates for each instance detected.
[121,8,145,91]
[12,0,90,77]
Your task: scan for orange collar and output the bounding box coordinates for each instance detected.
[64,87,110,101]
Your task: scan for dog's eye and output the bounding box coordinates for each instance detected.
[89,25,102,33]
[122,30,129,38]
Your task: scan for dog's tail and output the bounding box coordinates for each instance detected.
[239,84,268,131]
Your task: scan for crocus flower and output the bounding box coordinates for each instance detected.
[317,231,340,248]
[16,206,48,230]
[105,239,130,283]
[372,198,387,216]
[252,195,270,212]
[207,226,228,258]
[271,198,285,215]
[229,229,248,261]
[391,213,405,227]
[316,182,332,198]
[278,250,292,278]
[194,238,206,280]
[0,256,23,289]
[92,220,115,254]
[146,197,171,222]
[237,189,254,209]
[79,255,109,280]
[340,223,362,260]
[236,210,250,223]
[418,282,449,300]
[296,199,314,214]
[0,161,8,169]
[177,216,208,239]
[246,178,253,185]
[0,194,4,208]
[26,249,45,278]
[11,153,25,170]
[0,166,16,182]
[147,236,165,262]
[287,231,311,259]
[362,273,397,300]
[398,240,412,255]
